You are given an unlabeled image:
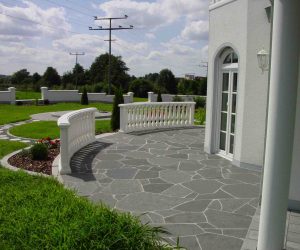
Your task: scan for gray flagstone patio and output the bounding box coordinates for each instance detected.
[61,128,262,250]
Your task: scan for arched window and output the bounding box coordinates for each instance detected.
[217,47,239,158]
[223,51,238,64]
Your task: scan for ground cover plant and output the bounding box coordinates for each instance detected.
[0,140,28,159]
[10,120,112,139]
[0,103,113,125]
[0,167,173,250]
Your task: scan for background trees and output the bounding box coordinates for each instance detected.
[129,79,153,98]
[0,53,207,96]
[42,67,61,87]
[157,69,176,94]
[89,53,130,91]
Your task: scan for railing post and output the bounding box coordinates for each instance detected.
[8,87,15,105]
[59,124,71,174]
[127,92,134,103]
[41,87,48,101]
[148,92,154,102]
[119,105,125,132]
[190,103,195,125]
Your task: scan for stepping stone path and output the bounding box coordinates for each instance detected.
[62,128,262,250]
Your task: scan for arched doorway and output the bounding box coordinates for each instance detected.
[217,48,238,158]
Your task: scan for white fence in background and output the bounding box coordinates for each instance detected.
[147,92,205,102]
[57,108,97,174]
[0,87,15,104]
[41,87,133,103]
[119,102,195,133]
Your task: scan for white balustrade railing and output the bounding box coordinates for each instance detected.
[119,102,195,133]
[57,108,97,174]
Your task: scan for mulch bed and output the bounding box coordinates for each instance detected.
[8,148,59,175]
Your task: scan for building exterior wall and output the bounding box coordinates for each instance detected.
[205,0,271,169]
[289,60,300,210]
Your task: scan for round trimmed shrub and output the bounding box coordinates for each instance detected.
[30,143,48,160]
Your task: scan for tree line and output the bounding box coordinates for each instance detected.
[0,53,207,96]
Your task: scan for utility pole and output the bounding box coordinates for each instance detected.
[69,52,85,89]
[89,15,133,94]
[198,61,208,78]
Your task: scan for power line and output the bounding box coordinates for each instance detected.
[0,12,82,35]
[69,52,85,88]
[89,15,133,94]
[197,61,208,77]
[42,0,92,18]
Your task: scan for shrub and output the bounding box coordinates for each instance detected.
[172,95,183,102]
[111,88,124,131]
[30,143,48,160]
[81,87,89,105]
[157,90,162,102]
[194,96,206,108]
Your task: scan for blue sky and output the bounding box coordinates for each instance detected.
[0,0,209,77]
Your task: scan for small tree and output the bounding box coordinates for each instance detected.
[111,88,124,131]
[157,90,162,102]
[81,87,89,105]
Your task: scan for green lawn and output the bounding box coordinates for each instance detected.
[0,140,28,159]
[10,120,112,139]
[0,166,171,249]
[16,91,41,100]
[0,103,113,125]
[133,97,148,102]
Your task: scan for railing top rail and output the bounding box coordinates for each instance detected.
[119,102,196,107]
[57,108,97,127]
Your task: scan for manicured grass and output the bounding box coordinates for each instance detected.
[0,140,28,159]
[95,119,112,134]
[16,91,41,100]
[195,108,206,125]
[10,120,113,139]
[134,97,148,102]
[0,103,113,125]
[0,167,171,249]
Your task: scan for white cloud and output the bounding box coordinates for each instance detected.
[145,33,156,39]
[0,1,71,40]
[181,20,209,41]
[98,0,208,29]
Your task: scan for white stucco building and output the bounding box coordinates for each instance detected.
[205,0,300,248]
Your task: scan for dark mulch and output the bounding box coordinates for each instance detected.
[8,148,59,175]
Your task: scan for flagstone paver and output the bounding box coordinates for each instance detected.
[61,128,263,250]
